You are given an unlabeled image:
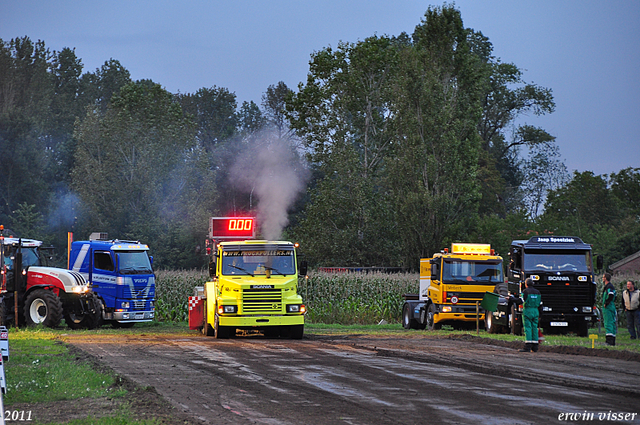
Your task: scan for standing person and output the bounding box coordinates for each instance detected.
[602,273,617,346]
[622,280,640,340]
[511,278,542,352]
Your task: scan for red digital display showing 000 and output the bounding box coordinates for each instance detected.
[209,217,256,239]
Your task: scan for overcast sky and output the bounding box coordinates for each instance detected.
[2,1,638,176]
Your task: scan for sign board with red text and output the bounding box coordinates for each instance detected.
[209,217,256,240]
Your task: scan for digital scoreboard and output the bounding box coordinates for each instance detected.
[209,217,256,240]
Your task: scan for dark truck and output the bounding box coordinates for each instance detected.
[485,236,598,337]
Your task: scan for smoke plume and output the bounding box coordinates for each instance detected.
[229,132,308,240]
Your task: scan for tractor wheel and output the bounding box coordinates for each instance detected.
[64,293,103,330]
[24,289,63,328]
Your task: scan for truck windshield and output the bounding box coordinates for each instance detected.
[222,249,295,276]
[117,251,153,274]
[442,260,503,284]
[523,250,591,272]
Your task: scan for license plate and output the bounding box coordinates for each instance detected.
[135,313,144,319]
[550,321,568,327]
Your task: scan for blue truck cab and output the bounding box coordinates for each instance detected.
[69,233,155,327]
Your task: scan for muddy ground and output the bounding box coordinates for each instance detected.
[8,331,640,424]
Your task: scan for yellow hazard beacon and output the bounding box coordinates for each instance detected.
[402,243,504,331]
[188,217,307,339]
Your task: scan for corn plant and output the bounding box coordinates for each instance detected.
[155,270,209,321]
[155,269,419,325]
[299,271,419,325]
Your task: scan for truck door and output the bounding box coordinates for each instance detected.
[93,250,117,307]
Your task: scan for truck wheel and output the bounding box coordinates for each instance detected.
[485,311,504,334]
[202,301,214,336]
[510,304,522,336]
[427,303,441,331]
[402,303,413,329]
[288,325,304,340]
[575,321,589,337]
[64,293,103,330]
[214,315,233,339]
[24,289,63,328]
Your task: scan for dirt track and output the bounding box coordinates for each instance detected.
[49,331,640,425]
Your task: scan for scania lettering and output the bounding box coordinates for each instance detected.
[69,233,155,328]
[188,217,307,339]
[402,243,504,331]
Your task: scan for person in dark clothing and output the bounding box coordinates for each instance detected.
[511,278,542,352]
[602,273,617,346]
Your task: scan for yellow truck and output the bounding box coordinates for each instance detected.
[402,243,504,330]
[189,217,307,339]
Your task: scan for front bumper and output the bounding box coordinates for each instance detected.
[218,315,304,328]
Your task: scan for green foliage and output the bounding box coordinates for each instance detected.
[155,269,209,321]
[4,330,125,404]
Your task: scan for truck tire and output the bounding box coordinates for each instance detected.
[427,303,441,331]
[214,314,233,339]
[510,304,522,336]
[64,293,103,330]
[0,299,11,327]
[575,321,589,337]
[288,325,304,340]
[202,301,214,336]
[403,303,425,330]
[24,289,63,328]
[485,311,503,334]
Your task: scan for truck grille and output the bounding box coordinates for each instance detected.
[133,300,146,310]
[538,283,594,311]
[242,289,283,313]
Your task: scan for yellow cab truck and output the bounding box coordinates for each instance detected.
[188,217,307,339]
[402,243,504,330]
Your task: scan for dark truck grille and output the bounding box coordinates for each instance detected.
[538,282,594,312]
[242,289,283,313]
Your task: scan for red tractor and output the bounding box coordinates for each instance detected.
[0,227,101,328]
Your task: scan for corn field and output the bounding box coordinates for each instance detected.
[155,270,419,325]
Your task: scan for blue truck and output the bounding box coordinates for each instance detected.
[69,233,155,328]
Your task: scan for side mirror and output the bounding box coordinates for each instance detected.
[209,260,216,278]
[149,256,154,266]
[299,260,308,276]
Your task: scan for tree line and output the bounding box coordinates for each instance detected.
[1,5,638,271]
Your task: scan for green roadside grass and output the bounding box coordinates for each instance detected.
[2,323,187,425]
[2,321,638,424]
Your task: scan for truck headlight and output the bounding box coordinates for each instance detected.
[582,306,592,313]
[218,305,237,314]
[287,304,306,313]
[121,301,130,309]
[442,306,452,313]
[72,286,88,294]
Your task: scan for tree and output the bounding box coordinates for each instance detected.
[72,81,211,267]
[176,86,237,151]
[287,35,400,266]
[387,5,488,266]
[0,37,53,222]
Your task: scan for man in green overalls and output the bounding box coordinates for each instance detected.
[512,278,542,352]
[602,273,617,346]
